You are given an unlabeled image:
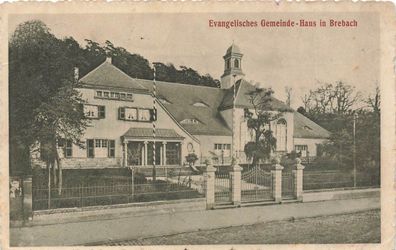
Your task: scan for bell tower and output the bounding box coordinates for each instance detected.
[220,43,245,89]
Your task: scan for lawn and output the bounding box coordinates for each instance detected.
[104,209,380,245]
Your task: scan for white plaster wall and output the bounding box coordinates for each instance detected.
[195,135,232,163]
[68,88,199,166]
[293,137,328,156]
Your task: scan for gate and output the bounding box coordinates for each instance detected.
[214,170,232,204]
[282,171,295,199]
[241,166,273,203]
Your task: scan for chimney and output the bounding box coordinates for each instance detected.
[73,67,79,83]
[106,56,112,64]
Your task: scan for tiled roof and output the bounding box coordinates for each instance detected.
[293,112,331,139]
[79,61,149,93]
[219,79,293,112]
[139,80,232,136]
[122,128,184,139]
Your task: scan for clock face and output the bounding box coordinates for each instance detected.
[187,143,193,152]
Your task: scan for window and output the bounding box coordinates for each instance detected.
[110,92,115,98]
[180,118,200,124]
[192,102,209,107]
[138,109,150,121]
[108,140,115,158]
[295,145,308,157]
[226,59,231,69]
[166,142,181,165]
[96,91,103,97]
[276,119,287,151]
[114,92,120,99]
[234,59,239,68]
[120,93,126,99]
[84,104,105,119]
[119,107,156,122]
[65,140,73,157]
[95,139,101,148]
[214,143,231,157]
[127,93,133,99]
[103,92,109,98]
[102,139,108,148]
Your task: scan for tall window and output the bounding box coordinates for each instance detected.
[234,59,239,68]
[226,59,231,69]
[166,142,181,165]
[65,140,73,158]
[276,119,287,151]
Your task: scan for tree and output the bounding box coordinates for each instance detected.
[9,20,88,194]
[243,88,289,165]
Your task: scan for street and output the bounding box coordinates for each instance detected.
[99,209,380,245]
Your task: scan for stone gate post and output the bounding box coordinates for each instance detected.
[293,158,305,201]
[230,164,242,206]
[22,176,33,221]
[204,161,216,209]
[271,158,284,203]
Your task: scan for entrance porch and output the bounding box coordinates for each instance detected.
[122,128,185,167]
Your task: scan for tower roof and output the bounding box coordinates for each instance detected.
[226,44,242,55]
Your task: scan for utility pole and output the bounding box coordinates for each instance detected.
[353,112,358,188]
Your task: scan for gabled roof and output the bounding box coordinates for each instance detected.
[293,112,331,139]
[79,61,149,93]
[139,80,232,136]
[122,128,184,140]
[219,79,292,112]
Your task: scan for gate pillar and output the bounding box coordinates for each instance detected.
[22,176,33,221]
[271,159,284,203]
[205,161,216,209]
[293,158,305,201]
[230,164,242,206]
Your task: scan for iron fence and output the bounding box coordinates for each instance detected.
[214,172,231,204]
[303,170,380,190]
[32,169,205,211]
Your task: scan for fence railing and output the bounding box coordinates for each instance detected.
[214,171,232,204]
[32,168,205,211]
[303,170,380,191]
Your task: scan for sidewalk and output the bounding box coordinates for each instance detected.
[10,197,380,246]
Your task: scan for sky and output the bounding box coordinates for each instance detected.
[9,13,380,109]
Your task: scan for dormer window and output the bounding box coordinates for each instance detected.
[159,97,172,105]
[303,126,312,131]
[180,118,201,124]
[192,102,209,107]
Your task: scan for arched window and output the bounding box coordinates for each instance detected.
[234,59,239,68]
[276,119,287,151]
[226,59,231,69]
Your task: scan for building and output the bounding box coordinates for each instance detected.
[32,44,330,169]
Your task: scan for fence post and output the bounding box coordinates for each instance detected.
[230,163,242,207]
[271,158,284,203]
[22,176,33,221]
[294,158,305,201]
[204,161,216,209]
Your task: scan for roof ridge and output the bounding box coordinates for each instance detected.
[79,60,107,82]
[140,78,222,90]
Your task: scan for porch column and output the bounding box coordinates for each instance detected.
[162,142,167,165]
[205,160,216,209]
[293,158,305,201]
[230,164,242,206]
[123,141,128,167]
[271,157,284,203]
[143,141,148,166]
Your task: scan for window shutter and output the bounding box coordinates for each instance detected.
[150,108,157,121]
[98,106,106,119]
[119,107,125,120]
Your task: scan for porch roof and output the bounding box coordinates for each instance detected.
[122,128,184,140]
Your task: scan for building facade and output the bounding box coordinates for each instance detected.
[32,44,330,169]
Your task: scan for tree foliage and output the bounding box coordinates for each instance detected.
[243,88,286,165]
[9,20,89,194]
[298,81,380,171]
